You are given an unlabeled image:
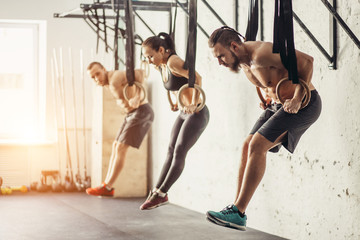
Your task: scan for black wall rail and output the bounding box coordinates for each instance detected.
[54,0,359,70]
[54,0,181,69]
[293,0,359,70]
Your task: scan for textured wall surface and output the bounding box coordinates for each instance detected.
[93,88,148,197]
[147,0,360,239]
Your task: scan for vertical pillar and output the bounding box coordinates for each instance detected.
[91,88,148,197]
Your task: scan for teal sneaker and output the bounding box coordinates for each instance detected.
[206,204,247,231]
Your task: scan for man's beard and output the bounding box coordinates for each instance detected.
[230,51,241,73]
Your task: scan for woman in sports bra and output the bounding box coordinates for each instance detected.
[140,32,210,210]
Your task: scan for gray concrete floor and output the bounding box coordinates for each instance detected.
[0,192,288,240]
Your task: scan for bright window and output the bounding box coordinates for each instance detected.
[0,20,46,142]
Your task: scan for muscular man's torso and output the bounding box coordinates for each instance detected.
[108,70,148,113]
[241,63,288,102]
[240,42,315,103]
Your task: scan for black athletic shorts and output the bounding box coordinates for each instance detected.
[115,103,154,149]
[250,90,321,153]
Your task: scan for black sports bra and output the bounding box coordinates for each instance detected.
[160,53,188,91]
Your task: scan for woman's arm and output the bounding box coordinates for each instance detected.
[167,55,202,86]
[168,55,202,107]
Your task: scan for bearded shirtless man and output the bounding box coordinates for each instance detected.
[206,27,322,231]
[86,62,154,197]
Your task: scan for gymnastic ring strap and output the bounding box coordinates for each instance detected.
[245,0,259,41]
[275,78,311,109]
[183,0,197,88]
[124,0,135,86]
[167,90,178,112]
[273,0,299,84]
[123,81,146,103]
[177,84,206,113]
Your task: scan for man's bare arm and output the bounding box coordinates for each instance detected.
[253,42,285,69]
[109,71,127,99]
[295,50,314,84]
[255,42,314,84]
[254,43,314,113]
[290,51,313,103]
[125,69,147,108]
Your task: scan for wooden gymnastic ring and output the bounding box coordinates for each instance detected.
[123,81,146,103]
[177,84,206,112]
[256,87,272,107]
[276,78,311,109]
[167,90,178,112]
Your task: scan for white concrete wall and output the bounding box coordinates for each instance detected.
[146,1,360,239]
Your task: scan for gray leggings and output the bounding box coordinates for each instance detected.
[156,105,209,193]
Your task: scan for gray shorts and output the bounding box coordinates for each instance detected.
[116,103,154,149]
[250,90,321,153]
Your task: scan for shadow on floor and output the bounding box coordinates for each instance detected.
[0,192,288,240]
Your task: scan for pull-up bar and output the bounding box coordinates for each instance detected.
[81,1,174,12]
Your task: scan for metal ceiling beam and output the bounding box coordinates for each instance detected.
[80,1,184,12]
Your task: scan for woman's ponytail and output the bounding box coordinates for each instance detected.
[143,32,176,54]
[157,32,175,53]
